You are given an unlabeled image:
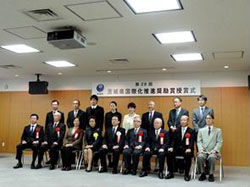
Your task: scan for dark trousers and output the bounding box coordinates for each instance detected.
[38,144,60,166]
[123,148,143,171]
[15,143,39,164]
[142,150,165,172]
[99,148,121,171]
[61,146,77,168]
[166,150,192,175]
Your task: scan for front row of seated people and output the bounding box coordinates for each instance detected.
[13,112,223,182]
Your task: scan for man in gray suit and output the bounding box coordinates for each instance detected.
[192,95,214,133]
[197,114,223,182]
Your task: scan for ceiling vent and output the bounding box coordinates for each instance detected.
[23,9,61,21]
[109,58,130,65]
[0,65,22,69]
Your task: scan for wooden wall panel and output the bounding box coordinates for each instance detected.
[0,87,248,166]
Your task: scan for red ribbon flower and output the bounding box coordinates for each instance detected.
[159,132,165,137]
[185,133,191,139]
[138,131,144,136]
[35,127,41,133]
[55,127,60,132]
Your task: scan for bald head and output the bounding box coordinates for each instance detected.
[180,115,189,127]
[154,118,162,130]
[53,112,61,122]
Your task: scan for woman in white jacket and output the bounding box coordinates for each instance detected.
[122,102,139,133]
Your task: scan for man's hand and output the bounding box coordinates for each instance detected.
[53,142,58,145]
[21,140,27,144]
[135,145,142,150]
[32,141,39,145]
[145,147,150,152]
[124,145,129,149]
[159,148,164,153]
[168,148,173,152]
[102,144,108,149]
[185,149,191,153]
[113,145,119,149]
[42,141,48,146]
[65,144,73,147]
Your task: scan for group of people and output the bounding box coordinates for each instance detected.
[13,94,223,182]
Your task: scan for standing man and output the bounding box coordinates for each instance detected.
[197,114,223,182]
[192,95,214,135]
[140,118,167,179]
[67,99,87,130]
[166,115,195,181]
[167,97,189,132]
[37,112,66,170]
[13,114,44,169]
[123,116,147,175]
[45,100,64,129]
[141,101,164,133]
[98,115,125,174]
[86,95,104,131]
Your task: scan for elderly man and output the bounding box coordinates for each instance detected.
[166,115,194,181]
[197,114,223,182]
[37,112,66,170]
[140,118,168,179]
[123,116,147,175]
[141,101,164,133]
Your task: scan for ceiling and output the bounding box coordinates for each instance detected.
[0,0,249,79]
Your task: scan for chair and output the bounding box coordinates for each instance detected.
[193,155,224,182]
[72,150,83,170]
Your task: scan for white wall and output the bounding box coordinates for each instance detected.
[0,70,248,91]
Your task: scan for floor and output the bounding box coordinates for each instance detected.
[0,154,249,187]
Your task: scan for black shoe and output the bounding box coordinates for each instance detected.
[184,175,191,181]
[49,165,55,170]
[35,164,42,169]
[131,170,137,175]
[112,169,118,174]
[45,160,51,165]
[154,168,159,173]
[65,167,71,171]
[30,164,36,169]
[158,172,164,179]
[165,173,174,179]
[123,169,131,175]
[199,173,206,181]
[99,168,107,173]
[13,163,23,169]
[208,174,214,182]
[139,171,147,177]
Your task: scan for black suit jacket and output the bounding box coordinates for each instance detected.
[167,108,189,129]
[86,106,104,131]
[67,109,87,129]
[44,122,66,146]
[141,111,164,132]
[103,127,125,149]
[21,124,44,144]
[167,126,194,155]
[147,128,168,151]
[45,111,65,129]
[125,127,147,149]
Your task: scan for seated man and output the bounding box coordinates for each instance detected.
[98,115,125,174]
[166,115,194,181]
[197,114,223,182]
[37,112,66,170]
[123,116,147,175]
[13,114,44,169]
[140,118,167,179]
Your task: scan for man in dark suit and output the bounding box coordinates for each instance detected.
[167,97,189,132]
[123,116,147,175]
[98,115,125,174]
[13,114,44,169]
[166,115,194,181]
[86,95,104,131]
[45,100,64,129]
[37,112,66,170]
[67,99,87,129]
[141,101,164,133]
[140,118,168,179]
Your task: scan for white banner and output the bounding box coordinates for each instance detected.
[92,80,201,97]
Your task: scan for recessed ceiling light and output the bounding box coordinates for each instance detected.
[153,31,196,44]
[124,0,182,14]
[1,44,40,53]
[44,60,76,67]
[224,65,229,69]
[162,68,167,71]
[14,74,19,77]
[171,53,203,61]
[107,70,112,73]
[58,72,63,75]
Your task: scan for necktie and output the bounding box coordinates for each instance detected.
[208,126,211,136]
[175,109,179,120]
[155,129,159,139]
[53,122,57,128]
[149,112,152,123]
[112,127,116,137]
[30,125,34,135]
[74,110,77,118]
[182,128,185,139]
[134,128,137,135]
[200,107,204,118]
